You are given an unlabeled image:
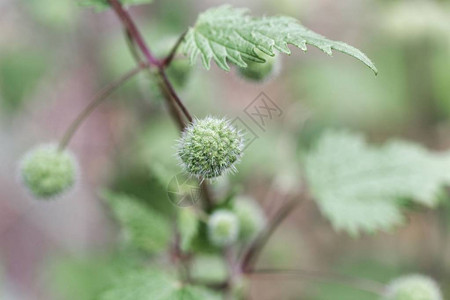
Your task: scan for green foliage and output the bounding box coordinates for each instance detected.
[101,191,171,253]
[78,0,153,10]
[177,208,198,252]
[305,131,450,235]
[100,268,220,300]
[183,5,377,74]
[20,144,77,199]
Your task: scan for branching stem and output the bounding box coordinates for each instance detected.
[241,197,302,272]
[108,0,160,67]
[109,0,193,124]
[109,0,213,210]
[158,68,193,123]
[58,63,146,150]
[162,30,188,67]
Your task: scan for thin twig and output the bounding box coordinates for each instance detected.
[123,29,186,131]
[241,197,302,272]
[109,0,192,124]
[162,30,188,67]
[247,268,386,296]
[158,68,193,123]
[58,63,147,150]
[156,74,187,130]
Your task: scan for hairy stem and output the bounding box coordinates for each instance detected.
[58,63,146,150]
[241,197,301,272]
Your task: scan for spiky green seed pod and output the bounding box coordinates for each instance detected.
[20,144,77,199]
[384,275,442,300]
[207,210,239,247]
[232,196,266,241]
[177,117,244,179]
[238,51,281,82]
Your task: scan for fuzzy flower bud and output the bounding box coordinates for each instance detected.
[207,210,239,247]
[232,196,266,241]
[177,117,244,179]
[384,274,442,300]
[20,144,77,199]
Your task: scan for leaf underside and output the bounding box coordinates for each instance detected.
[183,5,377,74]
[305,131,450,235]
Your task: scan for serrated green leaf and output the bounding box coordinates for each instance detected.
[100,268,221,300]
[305,131,450,235]
[184,5,377,74]
[177,208,198,252]
[78,0,152,10]
[101,191,171,253]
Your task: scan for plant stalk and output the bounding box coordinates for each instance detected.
[162,30,188,67]
[241,197,301,272]
[58,63,146,150]
[109,0,193,124]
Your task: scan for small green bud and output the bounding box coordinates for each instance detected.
[177,117,244,179]
[384,274,442,300]
[20,144,77,199]
[207,210,239,247]
[238,51,281,82]
[232,196,266,241]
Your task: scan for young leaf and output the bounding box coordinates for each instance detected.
[183,5,377,74]
[100,268,221,300]
[305,131,450,235]
[101,191,171,253]
[78,0,153,10]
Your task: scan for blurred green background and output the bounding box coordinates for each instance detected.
[1,0,450,299]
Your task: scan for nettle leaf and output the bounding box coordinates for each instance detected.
[101,191,171,253]
[100,268,221,300]
[78,0,152,10]
[184,5,377,74]
[305,131,450,235]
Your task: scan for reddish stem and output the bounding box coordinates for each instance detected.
[108,0,161,67]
